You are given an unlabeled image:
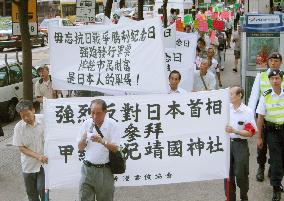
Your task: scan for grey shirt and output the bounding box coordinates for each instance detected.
[193,71,216,91]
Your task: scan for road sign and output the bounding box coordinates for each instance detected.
[76,0,97,22]
[12,0,38,36]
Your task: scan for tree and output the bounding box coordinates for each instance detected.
[163,0,168,27]
[104,0,113,18]
[13,0,33,101]
[138,0,144,20]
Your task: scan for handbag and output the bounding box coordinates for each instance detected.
[94,124,127,174]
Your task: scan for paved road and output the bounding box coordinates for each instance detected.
[0,46,275,201]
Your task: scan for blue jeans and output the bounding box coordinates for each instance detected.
[22,166,45,201]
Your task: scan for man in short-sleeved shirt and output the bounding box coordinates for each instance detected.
[13,100,47,201]
[224,86,257,201]
[77,99,121,201]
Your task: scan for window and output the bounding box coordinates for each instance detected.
[0,67,8,87]
[8,64,22,84]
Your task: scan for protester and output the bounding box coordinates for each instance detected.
[225,18,233,48]
[77,99,121,201]
[232,26,241,72]
[13,100,47,201]
[248,52,283,182]
[207,47,222,88]
[225,86,257,201]
[216,29,226,71]
[256,70,284,201]
[168,8,177,25]
[197,38,208,59]
[35,64,57,103]
[193,58,216,91]
[168,70,187,94]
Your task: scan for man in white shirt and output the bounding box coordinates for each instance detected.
[78,99,121,201]
[193,58,216,91]
[207,47,222,87]
[224,86,257,201]
[13,100,48,201]
[168,70,187,94]
[232,27,241,72]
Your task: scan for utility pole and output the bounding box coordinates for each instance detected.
[163,0,168,27]
[13,0,33,101]
[104,0,113,18]
[138,0,144,20]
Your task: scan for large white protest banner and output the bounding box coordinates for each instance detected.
[44,89,230,189]
[49,18,168,95]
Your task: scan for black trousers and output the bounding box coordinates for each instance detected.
[267,128,284,187]
[257,129,269,167]
[225,140,249,201]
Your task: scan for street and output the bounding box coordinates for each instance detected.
[0,46,276,201]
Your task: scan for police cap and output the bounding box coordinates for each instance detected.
[268,52,282,61]
[268,69,284,79]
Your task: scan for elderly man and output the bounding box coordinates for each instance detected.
[193,58,216,91]
[248,52,283,182]
[168,70,187,94]
[77,99,121,201]
[225,86,257,201]
[35,64,57,103]
[13,100,48,201]
[256,70,284,201]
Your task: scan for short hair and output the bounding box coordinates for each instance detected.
[196,46,201,52]
[201,58,212,67]
[268,69,284,79]
[37,64,49,74]
[170,8,175,14]
[232,86,244,99]
[16,100,34,113]
[169,70,181,80]
[90,99,107,111]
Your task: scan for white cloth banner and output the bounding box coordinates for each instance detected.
[44,89,230,189]
[176,32,198,50]
[49,18,168,95]
[163,23,176,48]
[165,48,194,92]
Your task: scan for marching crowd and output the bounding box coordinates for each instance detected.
[9,10,284,201]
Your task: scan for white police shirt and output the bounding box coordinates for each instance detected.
[78,117,121,164]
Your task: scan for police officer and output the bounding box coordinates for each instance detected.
[248,52,283,182]
[225,86,257,201]
[256,69,284,201]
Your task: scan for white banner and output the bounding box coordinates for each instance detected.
[44,89,230,189]
[49,18,168,95]
[163,23,176,48]
[165,48,194,92]
[176,31,198,50]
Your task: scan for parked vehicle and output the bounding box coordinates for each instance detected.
[0,17,45,52]
[0,54,40,122]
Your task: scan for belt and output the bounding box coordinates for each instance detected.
[230,138,247,142]
[83,160,109,168]
[264,121,284,131]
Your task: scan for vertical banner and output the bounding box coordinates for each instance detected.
[44,89,230,189]
[49,18,168,95]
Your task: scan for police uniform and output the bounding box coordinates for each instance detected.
[248,52,284,181]
[225,103,257,201]
[256,80,284,200]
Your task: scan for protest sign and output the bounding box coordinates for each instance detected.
[198,20,209,32]
[213,20,225,31]
[44,89,230,189]
[49,18,168,95]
